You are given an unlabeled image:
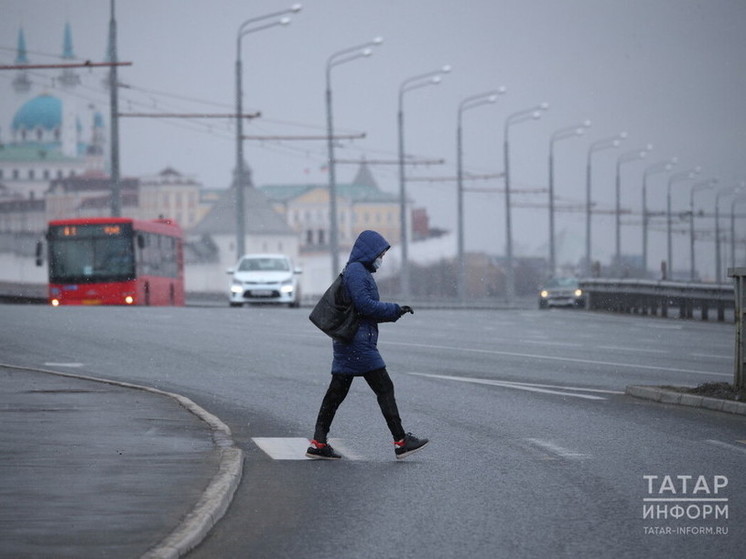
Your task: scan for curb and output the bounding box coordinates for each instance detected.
[0,363,243,559]
[626,385,746,416]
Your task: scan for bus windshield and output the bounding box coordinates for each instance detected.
[48,224,135,284]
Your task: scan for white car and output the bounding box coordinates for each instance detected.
[227,254,302,308]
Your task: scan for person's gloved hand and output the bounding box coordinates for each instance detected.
[399,305,414,316]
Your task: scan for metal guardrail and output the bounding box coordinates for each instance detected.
[728,268,745,390]
[579,278,734,322]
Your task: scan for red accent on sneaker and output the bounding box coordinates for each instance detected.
[310,440,327,449]
[394,439,405,447]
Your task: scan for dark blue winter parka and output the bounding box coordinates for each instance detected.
[332,230,402,375]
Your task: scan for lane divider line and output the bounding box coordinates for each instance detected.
[384,340,729,378]
[706,439,746,456]
[407,372,611,400]
[525,438,590,459]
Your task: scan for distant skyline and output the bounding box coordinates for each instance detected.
[2,0,745,277]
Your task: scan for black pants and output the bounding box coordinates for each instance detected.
[313,368,406,443]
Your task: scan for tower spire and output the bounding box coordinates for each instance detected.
[59,22,80,88]
[12,27,31,93]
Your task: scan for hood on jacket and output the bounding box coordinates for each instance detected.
[347,230,390,270]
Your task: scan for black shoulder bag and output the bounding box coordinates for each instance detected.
[309,273,360,343]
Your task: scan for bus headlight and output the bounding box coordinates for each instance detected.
[574,289,583,297]
[51,299,60,307]
[124,295,135,304]
[540,290,549,298]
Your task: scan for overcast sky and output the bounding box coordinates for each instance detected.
[2,0,745,276]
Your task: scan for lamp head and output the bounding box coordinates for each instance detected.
[279,17,291,25]
[583,119,592,128]
[441,64,452,73]
[539,102,549,111]
[290,3,303,12]
[498,86,507,94]
[372,36,384,45]
[431,76,442,84]
[361,48,373,57]
[618,131,628,140]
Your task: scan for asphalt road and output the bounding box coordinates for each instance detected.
[2,304,742,558]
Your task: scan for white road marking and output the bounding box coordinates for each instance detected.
[43,362,84,368]
[525,438,589,459]
[408,372,614,400]
[252,437,312,460]
[706,439,746,456]
[251,437,362,460]
[522,340,585,348]
[598,345,669,355]
[385,340,729,378]
[691,353,731,360]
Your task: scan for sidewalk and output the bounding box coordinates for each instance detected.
[0,365,243,559]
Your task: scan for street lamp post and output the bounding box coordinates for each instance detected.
[666,167,701,278]
[108,0,121,218]
[326,37,383,277]
[614,145,651,271]
[731,195,746,270]
[642,159,676,274]
[456,88,506,301]
[547,121,590,276]
[585,133,626,276]
[716,184,743,283]
[503,102,549,303]
[235,4,301,262]
[689,179,717,280]
[398,65,451,297]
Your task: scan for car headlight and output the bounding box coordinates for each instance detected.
[280,279,294,294]
[230,281,243,294]
[574,289,583,297]
[540,290,549,298]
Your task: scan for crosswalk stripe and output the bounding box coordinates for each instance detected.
[252,437,363,460]
[252,437,311,460]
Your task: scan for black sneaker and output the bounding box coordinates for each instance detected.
[394,433,429,459]
[306,440,341,460]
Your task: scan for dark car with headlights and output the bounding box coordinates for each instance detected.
[538,277,586,309]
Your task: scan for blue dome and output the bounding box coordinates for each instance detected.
[12,94,62,131]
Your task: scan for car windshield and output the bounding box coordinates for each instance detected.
[238,257,289,272]
[545,278,578,288]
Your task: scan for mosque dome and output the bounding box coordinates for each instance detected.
[12,94,62,131]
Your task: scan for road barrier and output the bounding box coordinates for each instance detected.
[728,268,745,391]
[579,278,734,322]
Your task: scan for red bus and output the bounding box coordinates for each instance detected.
[40,217,185,306]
